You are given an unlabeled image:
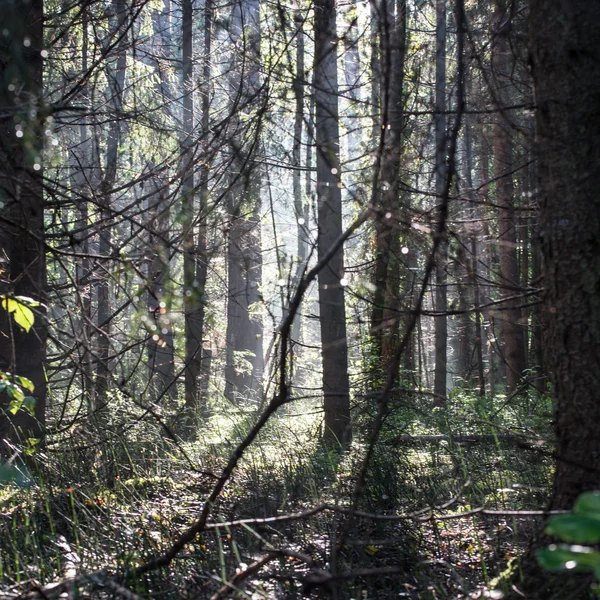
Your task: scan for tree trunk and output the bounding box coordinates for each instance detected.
[504,3,600,598]
[314,0,351,447]
[370,0,407,377]
[71,6,95,412]
[0,0,46,450]
[224,0,264,403]
[146,176,176,403]
[94,0,127,416]
[531,0,600,510]
[291,10,308,349]
[492,0,526,394]
[182,0,212,424]
[433,0,448,406]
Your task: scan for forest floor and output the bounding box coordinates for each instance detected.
[0,392,553,599]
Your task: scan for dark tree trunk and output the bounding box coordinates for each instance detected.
[503,3,600,598]
[530,0,600,510]
[182,0,212,423]
[433,0,448,406]
[492,0,526,394]
[370,0,407,376]
[0,0,46,449]
[94,0,127,415]
[370,0,381,143]
[196,0,213,414]
[314,0,351,447]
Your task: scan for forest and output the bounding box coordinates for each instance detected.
[0,0,599,597]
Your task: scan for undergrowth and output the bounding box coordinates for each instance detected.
[0,387,552,599]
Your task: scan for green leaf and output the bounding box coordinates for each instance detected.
[22,396,36,416]
[575,492,600,518]
[7,385,24,403]
[546,514,600,544]
[8,399,23,415]
[16,376,34,393]
[1,298,35,332]
[537,545,600,572]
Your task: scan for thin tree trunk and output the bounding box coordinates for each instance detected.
[146,176,176,402]
[461,66,484,394]
[196,0,213,414]
[94,0,128,415]
[71,6,95,411]
[370,0,381,143]
[370,0,407,377]
[182,0,211,423]
[433,0,448,406]
[224,0,264,403]
[492,0,526,394]
[342,0,360,188]
[314,0,351,447]
[291,9,308,348]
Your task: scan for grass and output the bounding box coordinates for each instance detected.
[0,388,553,599]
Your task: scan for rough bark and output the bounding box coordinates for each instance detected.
[0,0,46,450]
[492,0,526,394]
[314,0,351,447]
[531,0,600,511]
[504,3,600,598]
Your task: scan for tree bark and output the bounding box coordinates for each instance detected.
[224,0,264,403]
[370,0,407,377]
[0,0,46,450]
[433,0,448,406]
[531,0,600,511]
[182,0,212,424]
[314,0,351,447]
[503,3,600,598]
[492,0,526,394]
[291,10,308,349]
[94,0,128,415]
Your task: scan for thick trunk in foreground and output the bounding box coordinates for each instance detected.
[531,0,600,512]
[314,0,351,447]
[506,3,600,598]
[0,0,46,449]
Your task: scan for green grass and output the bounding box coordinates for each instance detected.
[0,388,553,598]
